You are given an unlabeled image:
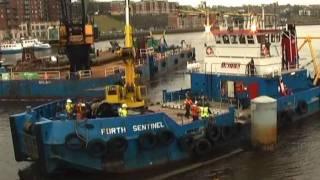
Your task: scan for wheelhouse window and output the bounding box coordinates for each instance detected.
[276,34,281,42]
[222,35,230,44]
[239,35,246,44]
[271,34,275,43]
[215,36,222,44]
[257,35,264,44]
[247,35,255,44]
[230,35,238,44]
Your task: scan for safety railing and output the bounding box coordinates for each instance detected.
[277,87,320,112]
[78,70,92,79]
[196,61,283,78]
[104,66,125,77]
[139,47,154,57]
[6,71,61,80]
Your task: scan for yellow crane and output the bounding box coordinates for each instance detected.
[105,0,146,108]
[298,36,320,85]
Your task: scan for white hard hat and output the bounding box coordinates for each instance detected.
[122,104,128,108]
[67,99,72,103]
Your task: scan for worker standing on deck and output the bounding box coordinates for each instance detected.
[184,97,193,118]
[118,104,128,117]
[200,103,211,120]
[65,99,74,119]
[247,58,256,76]
[76,100,87,120]
[191,101,200,121]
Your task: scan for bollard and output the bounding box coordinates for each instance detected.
[251,96,277,151]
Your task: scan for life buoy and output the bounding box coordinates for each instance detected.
[296,101,308,115]
[23,121,35,135]
[138,132,157,150]
[178,134,194,152]
[107,136,128,154]
[221,126,234,141]
[157,129,176,146]
[205,125,221,142]
[64,133,85,151]
[193,138,212,156]
[86,139,107,158]
[206,47,213,55]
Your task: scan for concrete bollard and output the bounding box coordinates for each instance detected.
[251,96,277,151]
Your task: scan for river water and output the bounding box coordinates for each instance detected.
[1,26,320,180]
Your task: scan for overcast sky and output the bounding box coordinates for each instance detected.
[96,0,320,7]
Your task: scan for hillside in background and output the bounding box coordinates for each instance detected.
[94,15,124,33]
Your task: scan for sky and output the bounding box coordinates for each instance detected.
[97,0,320,7]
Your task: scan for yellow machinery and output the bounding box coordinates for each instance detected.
[105,0,147,108]
[298,36,320,85]
[59,0,94,46]
[59,0,94,72]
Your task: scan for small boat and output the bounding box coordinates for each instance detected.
[22,38,51,50]
[0,41,23,54]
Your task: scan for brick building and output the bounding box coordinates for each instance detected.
[111,0,178,15]
[0,0,60,40]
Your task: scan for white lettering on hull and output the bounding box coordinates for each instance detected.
[100,122,165,135]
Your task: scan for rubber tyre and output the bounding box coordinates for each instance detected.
[157,129,176,146]
[194,138,212,156]
[64,133,85,151]
[206,125,221,142]
[138,132,157,150]
[178,134,194,152]
[86,139,107,158]
[107,136,128,154]
[221,126,234,141]
[296,101,308,115]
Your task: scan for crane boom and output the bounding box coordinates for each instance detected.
[298,36,320,85]
[105,0,146,108]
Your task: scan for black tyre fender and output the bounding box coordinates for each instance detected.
[178,134,194,152]
[280,110,294,124]
[205,125,221,142]
[157,129,176,146]
[180,53,185,58]
[138,132,157,150]
[64,133,85,151]
[221,126,234,141]
[86,139,107,158]
[193,138,212,156]
[296,101,308,115]
[107,136,128,154]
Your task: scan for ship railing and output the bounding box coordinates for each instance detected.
[135,58,146,66]
[8,71,61,80]
[277,87,320,112]
[104,66,125,76]
[197,62,282,78]
[139,47,154,57]
[78,70,92,79]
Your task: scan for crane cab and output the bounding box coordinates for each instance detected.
[105,85,147,108]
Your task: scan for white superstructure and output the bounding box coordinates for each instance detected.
[203,13,296,77]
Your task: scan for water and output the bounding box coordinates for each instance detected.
[1,26,320,180]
